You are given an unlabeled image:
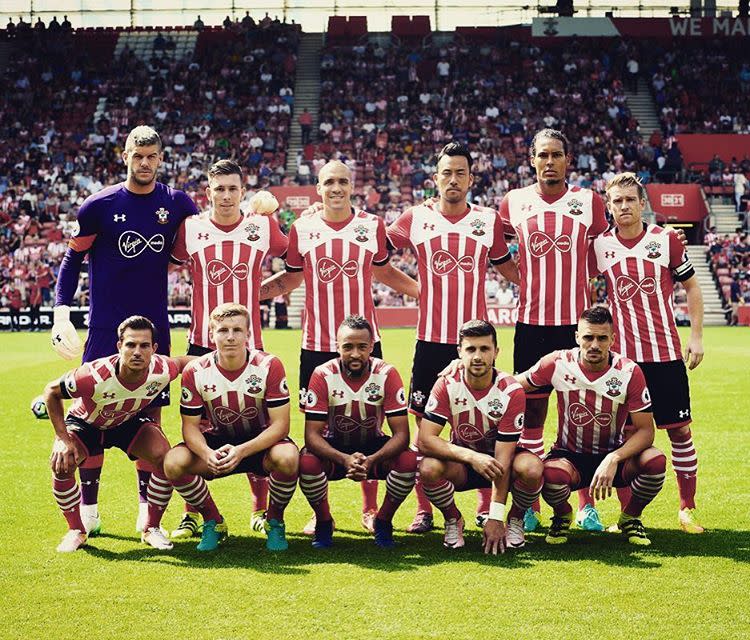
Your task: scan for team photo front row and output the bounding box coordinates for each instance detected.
[44,304,669,555]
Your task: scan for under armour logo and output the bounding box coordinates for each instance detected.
[563,374,576,385]
[114,214,126,222]
[309,232,321,240]
[118,231,165,258]
[423,223,435,231]
[102,392,116,399]
[430,250,475,275]
[454,398,468,406]
[615,275,657,301]
[568,403,612,428]
[333,414,377,433]
[214,405,259,425]
[197,233,210,240]
[605,251,615,259]
[206,259,249,285]
[528,231,572,257]
[316,257,359,283]
[203,384,216,393]
[332,389,345,399]
[679,409,690,418]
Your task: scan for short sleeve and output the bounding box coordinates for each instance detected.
[265,356,290,407]
[284,224,303,271]
[423,377,451,426]
[269,218,289,258]
[68,198,100,252]
[180,364,204,415]
[60,365,95,400]
[495,386,526,442]
[373,216,390,265]
[171,221,189,263]
[527,352,558,388]
[175,190,199,220]
[489,213,511,264]
[304,369,329,419]
[383,366,407,414]
[668,230,695,281]
[625,365,652,414]
[165,356,180,382]
[589,192,609,237]
[386,211,412,251]
[498,195,515,238]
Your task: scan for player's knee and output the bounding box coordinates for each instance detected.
[543,461,573,487]
[299,451,324,475]
[393,449,418,473]
[418,457,446,483]
[269,443,299,475]
[513,451,544,483]
[668,425,692,441]
[639,448,667,475]
[163,446,189,481]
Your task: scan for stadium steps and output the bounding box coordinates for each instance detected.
[624,78,661,138]
[709,202,744,234]
[686,245,728,326]
[286,32,324,177]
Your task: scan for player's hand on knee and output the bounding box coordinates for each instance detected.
[482,520,506,556]
[471,453,504,481]
[249,190,279,216]
[50,436,82,475]
[51,306,82,360]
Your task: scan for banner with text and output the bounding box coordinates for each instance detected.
[645,184,708,224]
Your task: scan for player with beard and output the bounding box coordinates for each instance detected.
[418,320,541,552]
[51,126,198,536]
[261,160,418,535]
[168,159,288,539]
[387,142,520,533]
[515,306,667,546]
[298,315,417,549]
[593,173,704,533]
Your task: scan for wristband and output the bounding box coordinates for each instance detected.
[488,501,506,522]
[53,305,71,322]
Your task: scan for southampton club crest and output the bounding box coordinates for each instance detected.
[487,398,505,419]
[155,207,170,224]
[645,241,662,259]
[354,224,369,243]
[245,374,263,394]
[365,382,382,402]
[567,198,583,216]
[245,222,260,242]
[605,376,623,398]
[145,381,162,396]
[411,390,426,408]
[470,219,486,236]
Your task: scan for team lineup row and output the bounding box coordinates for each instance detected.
[44,124,705,554]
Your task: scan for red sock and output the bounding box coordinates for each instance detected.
[617,486,632,508]
[145,471,172,530]
[299,453,332,521]
[476,487,492,515]
[361,479,378,513]
[669,429,698,510]
[267,471,297,521]
[248,474,269,511]
[414,477,433,515]
[53,475,85,531]
[577,489,595,510]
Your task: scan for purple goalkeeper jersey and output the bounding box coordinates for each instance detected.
[67,182,198,331]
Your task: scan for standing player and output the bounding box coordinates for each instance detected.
[164,303,299,552]
[168,159,288,539]
[387,142,519,533]
[593,172,704,533]
[298,315,417,548]
[499,129,609,532]
[418,320,542,552]
[50,125,198,535]
[261,160,418,533]
[516,306,667,546]
[42,316,201,552]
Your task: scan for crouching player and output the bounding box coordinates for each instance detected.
[299,315,417,549]
[418,320,543,553]
[43,315,198,552]
[164,303,298,552]
[517,306,667,546]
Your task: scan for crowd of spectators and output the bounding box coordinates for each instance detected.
[705,228,750,324]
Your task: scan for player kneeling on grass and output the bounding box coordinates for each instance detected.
[418,320,542,553]
[516,306,667,546]
[163,303,298,552]
[299,315,417,549]
[43,315,197,553]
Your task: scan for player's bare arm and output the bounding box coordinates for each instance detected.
[683,276,705,370]
[590,410,656,501]
[495,258,520,286]
[43,377,85,474]
[260,270,304,299]
[419,418,503,481]
[482,439,516,556]
[363,413,410,471]
[372,262,419,299]
[169,355,198,373]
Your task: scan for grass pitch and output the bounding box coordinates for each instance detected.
[1,326,749,639]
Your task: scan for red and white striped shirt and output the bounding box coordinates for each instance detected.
[305,357,407,449]
[500,184,608,326]
[180,350,290,439]
[286,210,389,352]
[527,349,651,455]
[387,201,510,344]
[171,214,288,349]
[424,369,526,456]
[592,224,694,363]
[62,354,179,430]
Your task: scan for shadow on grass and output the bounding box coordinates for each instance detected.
[80,526,749,573]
